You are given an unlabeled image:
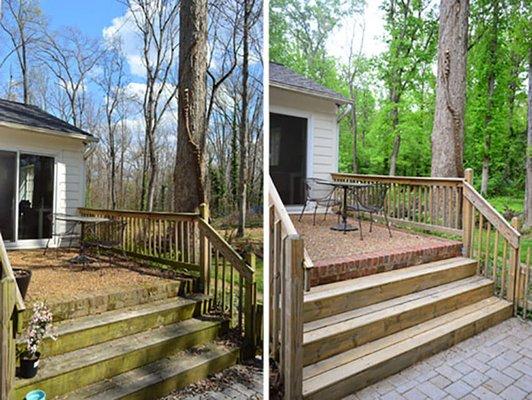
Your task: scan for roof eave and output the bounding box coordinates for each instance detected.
[0,121,98,143]
[270,81,352,105]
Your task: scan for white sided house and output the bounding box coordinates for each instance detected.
[269,62,351,207]
[0,99,96,249]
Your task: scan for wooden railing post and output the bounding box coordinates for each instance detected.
[462,168,474,257]
[199,203,210,294]
[283,235,304,400]
[243,252,256,358]
[508,217,520,305]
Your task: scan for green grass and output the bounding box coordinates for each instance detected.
[487,195,524,215]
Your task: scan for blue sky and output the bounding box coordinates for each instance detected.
[41,0,126,39]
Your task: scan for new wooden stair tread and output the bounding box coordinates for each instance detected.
[57,343,239,400]
[302,297,512,399]
[14,318,225,398]
[305,256,475,302]
[303,257,477,322]
[304,275,492,337]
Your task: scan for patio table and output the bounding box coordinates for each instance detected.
[55,215,110,264]
[322,181,373,232]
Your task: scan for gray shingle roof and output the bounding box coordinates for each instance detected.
[269,62,350,104]
[0,98,93,139]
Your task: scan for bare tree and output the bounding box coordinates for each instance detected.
[39,27,102,129]
[431,0,469,177]
[0,0,45,104]
[174,0,208,212]
[96,40,130,209]
[121,0,180,211]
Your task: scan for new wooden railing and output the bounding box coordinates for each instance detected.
[461,169,526,312]
[269,176,304,400]
[79,205,258,356]
[0,232,25,400]
[332,172,465,236]
[332,169,530,316]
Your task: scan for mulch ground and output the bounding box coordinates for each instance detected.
[293,214,459,262]
[159,357,263,399]
[8,249,176,304]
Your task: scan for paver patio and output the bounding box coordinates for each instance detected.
[344,318,532,400]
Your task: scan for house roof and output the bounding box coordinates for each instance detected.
[0,98,94,141]
[269,62,351,105]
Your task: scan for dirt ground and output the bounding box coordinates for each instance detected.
[8,249,176,304]
[292,214,460,262]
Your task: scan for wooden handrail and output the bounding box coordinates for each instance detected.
[197,218,254,280]
[463,182,520,248]
[0,233,25,312]
[79,208,199,220]
[268,176,298,236]
[332,172,464,186]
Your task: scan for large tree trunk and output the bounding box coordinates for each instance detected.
[524,49,532,227]
[174,0,208,212]
[237,0,251,237]
[431,0,469,178]
[349,87,358,173]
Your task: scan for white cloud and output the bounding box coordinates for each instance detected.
[102,10,145,78]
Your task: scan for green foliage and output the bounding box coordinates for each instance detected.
[270,0,530,199]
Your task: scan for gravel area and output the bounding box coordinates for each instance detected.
[159,358,263,399]
[292,214,459,262]
[8,249,176,304]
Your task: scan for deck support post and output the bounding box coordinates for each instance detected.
[508,217,520,306]
[462,169,473,257]
[283,235,304,400]
[199,203,210,295]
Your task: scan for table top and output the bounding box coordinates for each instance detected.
[55,215,110,223]
[321,180,373,188]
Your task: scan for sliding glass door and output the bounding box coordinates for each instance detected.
[0,150,55,243]
[0,151,17,241]
[18,154,55,240]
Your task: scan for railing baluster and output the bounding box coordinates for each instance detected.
[501,240,508,298]
[484,223,491,276]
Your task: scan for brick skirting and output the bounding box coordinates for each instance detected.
[309,241,463,287]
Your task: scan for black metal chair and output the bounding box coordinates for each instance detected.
[299,178,341,225]
[83,219,127,266]
[43,213,81,256]
[347,184,392,240]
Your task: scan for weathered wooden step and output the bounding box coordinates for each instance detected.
[58,344,239,400]
[14,318,227,400]
[304,275,493,365]
[304,257,477,322]
[22,280,185,327]
[303,276,492,366]
[302,297,512,400]
[17,297,201,357]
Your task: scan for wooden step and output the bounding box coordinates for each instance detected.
[303,276,492,366]
[304,257,477,322]
[302,297,512,400]
[17,297,202,357]
[58,344,239,400]
[14,318,227,400]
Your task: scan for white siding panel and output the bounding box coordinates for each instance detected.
[0,127,88,249]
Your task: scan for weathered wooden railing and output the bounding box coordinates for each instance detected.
[269,176,304,400]
[79,206,258,356]
[332,172,465,236]
[0,232,25,400]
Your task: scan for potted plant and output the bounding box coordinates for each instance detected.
[13,268,32,299]
[19,302,54,379]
